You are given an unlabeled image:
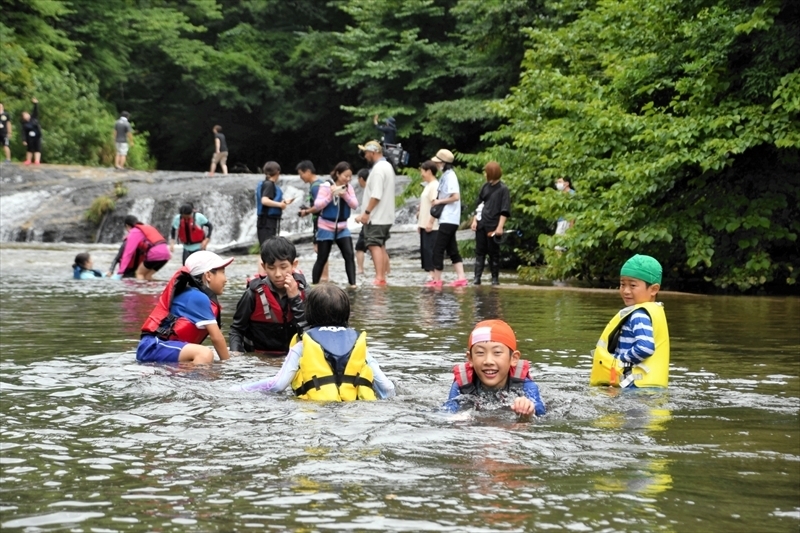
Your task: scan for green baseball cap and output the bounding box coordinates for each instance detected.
[620,254,662,285]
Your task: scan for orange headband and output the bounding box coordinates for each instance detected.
[468,319,517,351]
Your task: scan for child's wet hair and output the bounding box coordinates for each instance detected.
[305,284,350,328]
[123,215,139,227]
[179,203,193,216]
[73,252,90,268]
[260,237,297,265]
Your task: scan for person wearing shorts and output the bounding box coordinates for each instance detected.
[354,141,395,285]
[114,112,134,169]
[209,125,228,176]
[137,251,234,364]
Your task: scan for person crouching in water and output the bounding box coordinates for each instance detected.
[444,320,545,416]
[229,237,308,356]
[72,253,104,279]
[137,251,233,364]
[239,284,395,400]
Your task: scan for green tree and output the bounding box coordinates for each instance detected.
[480,0,799,291]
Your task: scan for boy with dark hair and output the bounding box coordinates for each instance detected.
[444,319,546,416]
[256,161,292,245]
[229,236,308,356]
[239,284,395,401]
[297,160,329,281]
[170,202,213,264]
[590,254,670,388]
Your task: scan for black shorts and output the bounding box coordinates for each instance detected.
[355,228,366,252]
[143,259,168,272]
[1,136,8,147]
[26,137,41,153]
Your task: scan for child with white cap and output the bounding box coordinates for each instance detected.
[137,250,234,364]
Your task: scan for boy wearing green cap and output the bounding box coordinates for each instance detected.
[590,254,670,388]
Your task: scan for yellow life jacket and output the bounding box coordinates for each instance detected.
[291,327,376,401]
[590,301,670,388]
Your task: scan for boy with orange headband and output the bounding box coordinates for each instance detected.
[444,320,545,415]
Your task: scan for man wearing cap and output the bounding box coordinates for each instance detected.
[137,251,234,364]
[427,148,468,287]
[355,140,395,285]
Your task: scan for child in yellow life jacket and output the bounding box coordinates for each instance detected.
[238,284,395,401]
[444,320,546,416]
[590,254,670,388]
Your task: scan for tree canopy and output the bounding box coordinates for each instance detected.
[1,0,797,291]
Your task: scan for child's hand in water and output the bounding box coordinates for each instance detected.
[511,397,535,416]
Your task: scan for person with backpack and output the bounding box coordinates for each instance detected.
[112,215,171,281]
[170,202,213,264]
[256,161,293,246]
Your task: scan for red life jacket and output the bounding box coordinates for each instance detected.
[248,272,306,324]
[453,359,531,395]
[178,214,206,245]
[140,267,221,344]
[136,222,167,255]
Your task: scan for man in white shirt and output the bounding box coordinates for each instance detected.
[355,140,395,286]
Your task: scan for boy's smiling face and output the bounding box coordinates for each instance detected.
[467,341,521,390]
[619,276,659,306]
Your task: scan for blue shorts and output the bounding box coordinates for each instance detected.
[316,227,352,241]
[137,335,187,363]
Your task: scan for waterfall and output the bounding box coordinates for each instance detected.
[0,165,414,248]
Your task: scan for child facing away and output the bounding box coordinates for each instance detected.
[72,253,104,279]
[229,237,308,356]
[137,251,233,364]
[239,283,396,401]
[590,254,670,388]
[444,320,546,416]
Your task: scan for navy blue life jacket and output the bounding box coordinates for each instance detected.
[255,180,284,218]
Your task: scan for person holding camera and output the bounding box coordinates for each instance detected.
[304,162,359,287]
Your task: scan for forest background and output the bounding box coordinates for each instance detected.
[1,0,798,293]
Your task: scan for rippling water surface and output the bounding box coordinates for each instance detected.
[1,243,798,532]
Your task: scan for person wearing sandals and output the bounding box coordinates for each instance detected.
[426,149,468,287]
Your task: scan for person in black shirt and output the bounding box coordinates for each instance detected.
[470,162,511,285]
[372,114,397,145]
[0,103,12,162]
[21,98,42,165]
[209,125,228,176]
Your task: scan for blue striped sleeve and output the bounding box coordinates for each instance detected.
[614,310,656,365]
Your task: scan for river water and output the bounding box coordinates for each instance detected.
[1,243,798,532]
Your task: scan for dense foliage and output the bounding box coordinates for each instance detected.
[1,0,797,291]
[478,0,799,291]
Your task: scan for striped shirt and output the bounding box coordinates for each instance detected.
[614,309,656,365]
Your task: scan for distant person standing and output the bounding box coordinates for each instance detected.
[113,111,134,170]
[354,168,370,276]
[170,202,213,264]
[0,103,12,162]
[471,162,511,285]
[355,140,395,286]
[417,160,440,279]
[427,148,468,287]
[373,114,397,145]
[209,125,228,176]
[20,98,42,165]
[307,162,359,288]
[256,161,292,245]
[554,176,575,251]
[297,160,329,282]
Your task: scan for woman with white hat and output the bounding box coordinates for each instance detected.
[427,148,468,287]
